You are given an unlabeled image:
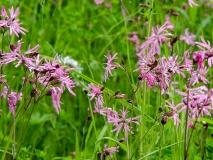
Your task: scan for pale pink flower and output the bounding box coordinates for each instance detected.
[8,91,22,115]
[189,67,209,86]
[88,83,104,105]
[51,87,62,114]
[98,144,119,160]
[180,28,196,45]
[105,2,112,8]
[0,6,27,37]
[188,0,198,7]
[94,0,104,5]
[115,94,125,99]
[193,51,205,69]
[104,52,123,82]
[109,106,140,136]
[139,20,173,55]
[128,32,140,52]
[165,100,183,125]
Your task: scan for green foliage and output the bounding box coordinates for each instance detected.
[0,0,213,159]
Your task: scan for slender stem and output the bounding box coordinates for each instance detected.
[158,125,164,160]
[130,116,162,159]
[13,109,16,160]
[184,88,189,160]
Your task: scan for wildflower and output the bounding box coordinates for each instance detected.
[165,100,182,125]
[177,86,213,121]
[128,32,140,52]
[189,67,209,86]
[8,91,22,116]
[88,83,104,105]
[0,6,27,37]
[98,144,119,160]
[94,0,104,5]
[180,28,196,45]
[188,0,198,7]
[182,3,188,10]
[193,51,205,69]
[105,2,112,8]
[139,19,173,55]
[115,94,125,99]
[104,52,123,82]
[50,87,62,114]
[109,106,140,136]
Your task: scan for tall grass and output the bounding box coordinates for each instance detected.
[0,0,213,160]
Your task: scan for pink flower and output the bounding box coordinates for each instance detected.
[104,52,123,82]
[109,106,140,136]
[98,144,119,160]
[188,0,198,7]
[139,19,173,55]
[189,67,209,86]
[8,91,22,115]
[0,6,27,37]
[105,2,112,8]
[51,87,62,114]
[180,28,196,45]
[88,83,104,105]
[128,32,140,52]
[193,51,204,69]
[94,0,104,5]
[165,100,182,125]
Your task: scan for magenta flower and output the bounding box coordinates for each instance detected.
[177,86,213,121]
[188,0,198,7]
[139,19,173,55]
[128,32,140,52]
[109,106,140,136]
[8,91,22,116]
[0,6,27,37]
[50,87,62,114]
[88,83,104,105]
[98,144,119,160]
[180,28,196,45]
[94,0,104,5]
[104,52,123,82]
[189,67,209,86]
[193,51,205,69]
[165,100,182,125]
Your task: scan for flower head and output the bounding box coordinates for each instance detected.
[0,6,27,37]
[104,52,123,82]
[109,106,140,136]
[180,28,196,45]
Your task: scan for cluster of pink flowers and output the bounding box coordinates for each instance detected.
[88,83,139,137]
[0,6,76,115]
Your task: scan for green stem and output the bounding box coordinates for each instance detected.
[158,125,164,160]
[184,88,190,160]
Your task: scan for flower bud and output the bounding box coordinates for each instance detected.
[161,116,167,125]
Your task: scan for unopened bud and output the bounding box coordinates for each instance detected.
[127,99,133,103]
[114,90,120,96]
[100,86,105,91]
[138,74,143,81]
[119,137,126,143]
[84,89,88,94]
[170,36,178,46]
[46,90,52,96]
[10,44,16,51]
[171,12,180,16]
[158,107,163,113]
[139,3,148,7]
[71,152,76,158]
[115,94,125,99]
[121,59,125,65]
[161,116,167,125]
[87,115,91,121]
